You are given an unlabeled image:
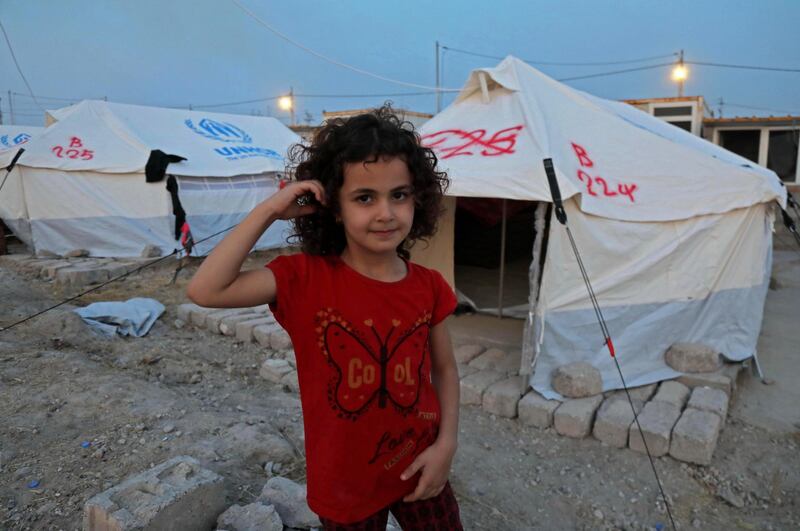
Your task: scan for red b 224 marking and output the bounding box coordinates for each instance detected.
[571,142,637,202]
[51,137,94,160]
[421,125,523,159]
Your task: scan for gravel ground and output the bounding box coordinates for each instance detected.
[0,250,798,530]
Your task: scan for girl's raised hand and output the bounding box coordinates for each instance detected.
[263,180,327,220]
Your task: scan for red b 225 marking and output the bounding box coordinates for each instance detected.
[51,137,94,160]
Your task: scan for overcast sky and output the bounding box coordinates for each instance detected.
[1,0,798,127]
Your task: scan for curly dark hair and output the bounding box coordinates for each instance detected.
[287,103,449,259]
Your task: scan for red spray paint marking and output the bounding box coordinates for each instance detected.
[570,142,637,203]
[421,125,524,159]
[51,137,94,160]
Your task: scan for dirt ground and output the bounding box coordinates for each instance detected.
[0,245,798,530]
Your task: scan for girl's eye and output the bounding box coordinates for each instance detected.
[356,195,372,204]
[393,191,410,201]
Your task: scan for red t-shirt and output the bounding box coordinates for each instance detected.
[266,253,457,523]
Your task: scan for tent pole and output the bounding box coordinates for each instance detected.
[498,199,507,318]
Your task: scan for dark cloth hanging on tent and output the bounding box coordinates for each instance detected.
[145,150,186,183]
[165,175,187,240]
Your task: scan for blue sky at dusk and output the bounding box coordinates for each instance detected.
[1,0,798,126]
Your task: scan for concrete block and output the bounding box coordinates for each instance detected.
[83,455,225,531]
[269,329,292,350]
[629,401,681,457]
[651,381,691,409]
[189,306,220,327]
[43,262,73,279]
[176,303,200,323]
[677,371,732,396]
[553,394,603,438]
[205,308,253,334]
[607,383,658,405]
[260,359,294,384]
[31,259,67,277]
[552,362,602,398]
[219,313,261,336]
[235,317,276,343]
[496,350,522,375]
[665,343,722,373]
[454,344,485,364]
[468,348,507,371]
[56,266,110,286]
[518,391,560,429]
[593,398,642,448]
[669,408,722,465]
[254,323,282,347]
[460,370,505,405]
[482,376,524,418]
[686,386,729,420]
[457,363,479,379]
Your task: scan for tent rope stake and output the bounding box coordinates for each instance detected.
[0,148,25,195]
[542,158,678,531]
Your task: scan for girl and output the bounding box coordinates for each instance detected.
[187,105,463,530]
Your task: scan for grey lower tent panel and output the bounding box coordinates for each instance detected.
[530,247,772,400]
[30,215,176,257]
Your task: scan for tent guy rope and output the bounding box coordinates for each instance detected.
[542,158,678,531]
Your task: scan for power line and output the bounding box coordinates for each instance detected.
[442,45,678,66]
[228,0,460,92]
[0,20,43,111]
[724,102,800,115]
[686,60,800,73]
[557,62,674,81]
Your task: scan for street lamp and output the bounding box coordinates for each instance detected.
[671,50,688,97]
[278,88,295,126]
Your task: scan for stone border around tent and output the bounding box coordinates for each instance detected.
[0,254,165,287]
[175,305,747,467]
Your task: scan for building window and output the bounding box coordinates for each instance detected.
[670,121,692,132]
[654,106,693,117]
[767,129,799,182]
[719,129,760,163]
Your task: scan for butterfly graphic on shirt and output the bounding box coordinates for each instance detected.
[315,309,432,421]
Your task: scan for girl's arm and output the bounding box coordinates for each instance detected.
[186,180,326,308]
[400,320,460,501]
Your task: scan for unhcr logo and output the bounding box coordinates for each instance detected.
[214,145,283,161]
[185,118,252,143]
[0,132,32,148]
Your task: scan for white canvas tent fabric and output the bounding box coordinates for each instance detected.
[1,125,45,246]
[418,56,786,398]
[2,101,301,256]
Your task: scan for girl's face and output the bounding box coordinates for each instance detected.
[338,156,415,260]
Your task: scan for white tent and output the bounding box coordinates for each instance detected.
[0,100,301,256]
[417,57,786,398]
[1,125,45,246]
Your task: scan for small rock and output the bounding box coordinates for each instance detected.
[64,249,89,258]
[665,343,722,373]
[141,244,162,258]
[552,362,602,398]
[163,424,175,434]
[217,502,282,531]
[259,477,321,529]
[717,485,745,508]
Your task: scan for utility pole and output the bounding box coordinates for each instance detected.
[677,49,685,97]
[8,90,14,125]
[717,97,724,118]
[435,41,441,113]
[0,96,3,125]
